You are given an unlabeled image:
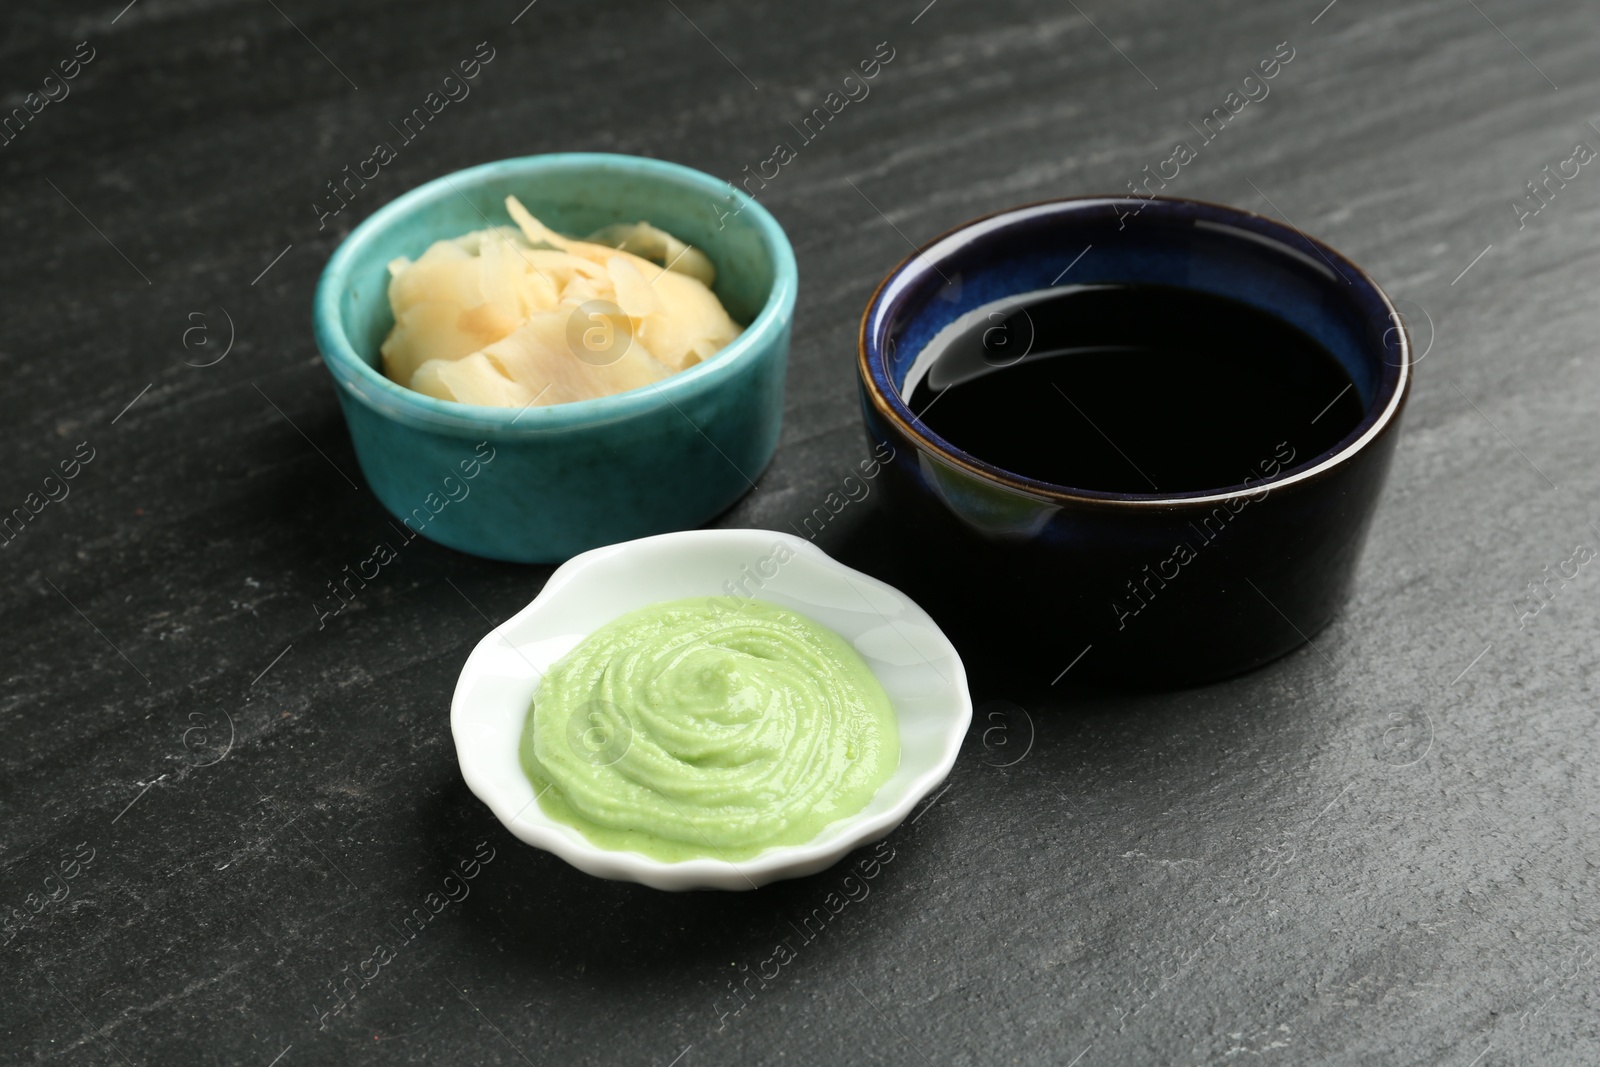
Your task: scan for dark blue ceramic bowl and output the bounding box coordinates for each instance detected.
[857,197,1410,685]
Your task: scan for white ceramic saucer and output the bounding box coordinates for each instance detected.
[450,528,971,890]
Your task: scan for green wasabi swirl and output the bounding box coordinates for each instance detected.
[520,597,900,862]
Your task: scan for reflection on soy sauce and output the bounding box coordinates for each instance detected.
[903,283,1364,494]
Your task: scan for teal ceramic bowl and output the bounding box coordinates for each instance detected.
[313,153,797,563]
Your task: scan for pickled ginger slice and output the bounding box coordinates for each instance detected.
[410,353,537,408]
[632,267,743,372]
[387,239,478,314]
[382,300,502,384]
[505,196,681,284]
[587,221,717,288]
[480,311,672,406]
[606,256,663,319]
[504,196,575,252]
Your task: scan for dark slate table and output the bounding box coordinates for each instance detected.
[3,0,1597,1063]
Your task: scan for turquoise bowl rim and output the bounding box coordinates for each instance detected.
[312,153,798,433]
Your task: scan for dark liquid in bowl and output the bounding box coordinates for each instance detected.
[902,283,1365,494]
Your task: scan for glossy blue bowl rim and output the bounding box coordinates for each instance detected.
[313,153,798,433]
[858,195,1411,507]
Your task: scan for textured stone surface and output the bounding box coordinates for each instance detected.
[2,0,1597,1064]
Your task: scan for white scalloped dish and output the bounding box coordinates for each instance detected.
[450,529,971,891]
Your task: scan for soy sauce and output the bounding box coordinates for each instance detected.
[901,283,1364,493]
